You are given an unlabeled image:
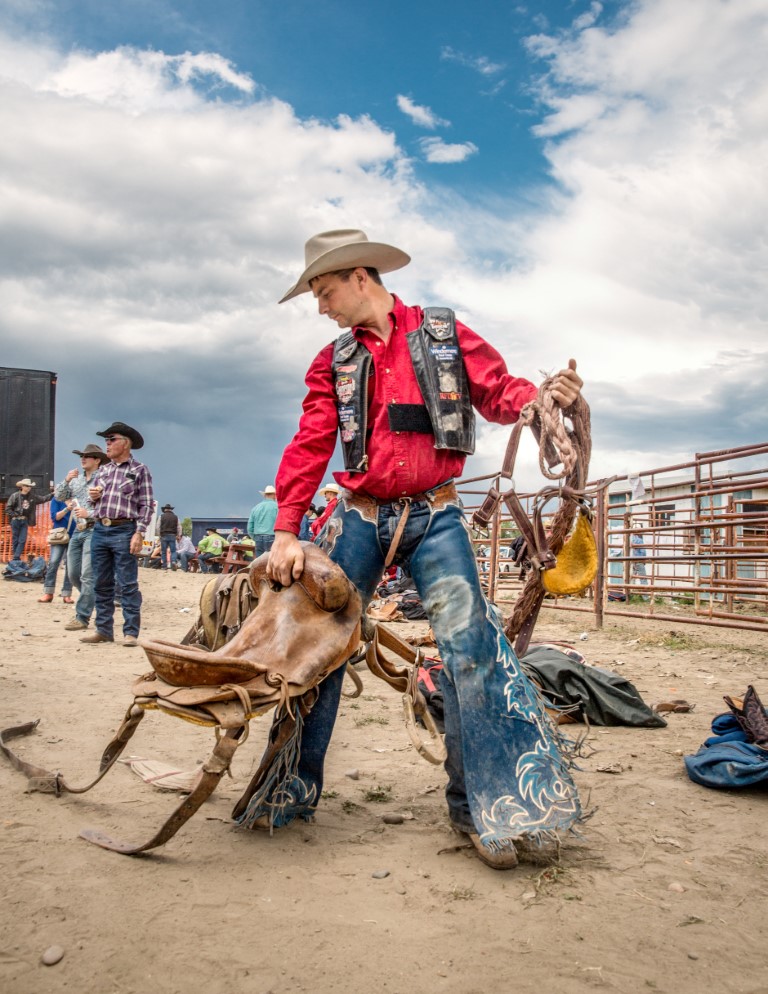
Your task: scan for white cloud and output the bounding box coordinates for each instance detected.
[0,0,766,511]
[45,46,255,113]
[440,46,505,77]
[572,2,603,32]
[419,137,479,164]
[395,94,449,129]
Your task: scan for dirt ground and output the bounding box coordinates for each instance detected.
[1,569,767,994]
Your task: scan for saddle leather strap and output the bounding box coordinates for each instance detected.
[0,705,145,796]
[81,730,244,855]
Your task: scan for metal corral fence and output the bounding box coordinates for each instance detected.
[459,441,768,634]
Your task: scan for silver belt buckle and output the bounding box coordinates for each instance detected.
[102,517,111,527]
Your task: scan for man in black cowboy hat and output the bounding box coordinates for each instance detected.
[81,422,154,648]
[54,442,110,632]
[158,503,180,571]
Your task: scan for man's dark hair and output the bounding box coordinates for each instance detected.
[310,267,383,287]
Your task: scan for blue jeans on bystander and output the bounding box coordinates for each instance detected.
[67,527,95,623]
[160,535,177,569]
[11,519,28,560]
[90,522,141,639]
[43,541,73,596]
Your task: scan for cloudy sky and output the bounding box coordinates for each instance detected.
[1,0,766,517]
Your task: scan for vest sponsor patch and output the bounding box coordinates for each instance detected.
[338,405,359,442]
[440,392,462,401]
[429,344,459,362]
[336,375,354,403]
[425,316,452,339]
[336,364,358,373]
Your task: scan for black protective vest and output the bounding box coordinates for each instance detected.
[331,307,476,474]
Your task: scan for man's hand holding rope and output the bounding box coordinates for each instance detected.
[549,358,582,409]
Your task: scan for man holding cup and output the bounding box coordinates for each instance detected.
[81,422,154,648]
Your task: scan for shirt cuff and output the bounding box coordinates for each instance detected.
[275,508,303,535]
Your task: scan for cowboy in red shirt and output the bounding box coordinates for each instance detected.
[246,230,583,869]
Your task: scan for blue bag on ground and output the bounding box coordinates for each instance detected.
[684,686,768,789]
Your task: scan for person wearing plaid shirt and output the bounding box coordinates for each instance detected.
[81,422,154,648]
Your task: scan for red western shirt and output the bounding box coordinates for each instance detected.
[275,296,537,534]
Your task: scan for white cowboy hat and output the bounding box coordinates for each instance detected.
[319,482,340,496]
[260,485,276,496]
[279,229,411,304]
[15,478,36,487]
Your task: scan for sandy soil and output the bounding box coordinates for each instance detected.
[1,569,767,994]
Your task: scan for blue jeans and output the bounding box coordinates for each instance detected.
[160,535,177,569]
[179,550,194,572]
[240,491,581,847]
[43,541,73,596]
[67,527,95,622]
[253,535,275,555]
[11,519,28,559]
[90,522,141,638]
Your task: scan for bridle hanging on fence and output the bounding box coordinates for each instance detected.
[473,377,593,657]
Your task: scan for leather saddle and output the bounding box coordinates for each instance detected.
[0,543,362,855]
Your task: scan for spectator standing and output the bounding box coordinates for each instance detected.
[298,504,319,541]
[5,478,52,560]
[81,421,154,648]
[310,483,340,538]
[630,522,648,587]
[38,495,76,603]
[55,443,109,632]
[176,534,197,572]
[247,485,278,555]
[158,503,179,570]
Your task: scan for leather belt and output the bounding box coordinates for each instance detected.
[99,517,135,527]
[347,480,456,508]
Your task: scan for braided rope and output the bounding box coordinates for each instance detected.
[503,382,592,644]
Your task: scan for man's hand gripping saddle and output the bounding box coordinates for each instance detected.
[0,544,362,855]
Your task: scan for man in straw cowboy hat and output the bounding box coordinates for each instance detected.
[311,482,341,538]
[5,477,52,560]
[247,484,279,555]
[259,229,584,868]
[54,443,110,632]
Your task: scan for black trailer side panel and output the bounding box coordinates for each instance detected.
[0,367,57,498]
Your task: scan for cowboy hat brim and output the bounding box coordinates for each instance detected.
[72,446,109,464]
[279,241,411,304]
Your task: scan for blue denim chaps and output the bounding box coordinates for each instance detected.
[67,527,95,623]
[90,522,142,638]
[240,490,581,850]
